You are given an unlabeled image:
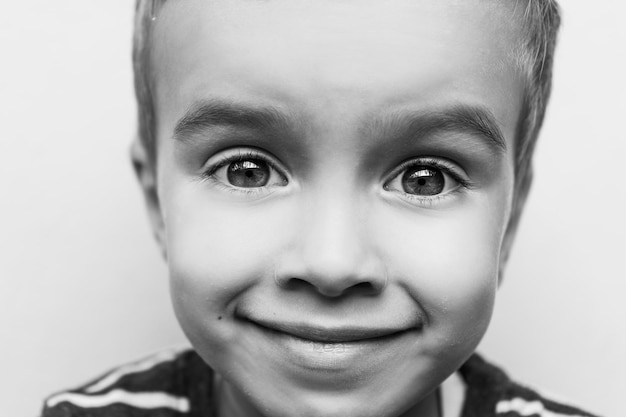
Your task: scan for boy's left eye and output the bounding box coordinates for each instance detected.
[384,158,469,200]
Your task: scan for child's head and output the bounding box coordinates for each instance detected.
[130,1,559,416]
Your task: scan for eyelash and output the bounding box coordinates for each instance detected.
[383,157,475,206]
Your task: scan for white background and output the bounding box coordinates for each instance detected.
[0,2,624,416]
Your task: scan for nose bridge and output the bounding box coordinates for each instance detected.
[304,185,363,267]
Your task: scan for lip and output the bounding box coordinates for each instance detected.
[233,310,423,381]
[239,314,420,381]
[244,317,413,343]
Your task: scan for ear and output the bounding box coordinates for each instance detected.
[130,139,167,259]
[498,167,533,284]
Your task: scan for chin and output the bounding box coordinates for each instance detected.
[220,365,437,417]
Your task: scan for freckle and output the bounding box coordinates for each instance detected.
[218,316,222,320]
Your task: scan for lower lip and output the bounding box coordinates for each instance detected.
[246,321,415,375]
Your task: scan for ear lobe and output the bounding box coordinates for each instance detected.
[130,139,167,259]
[499,167,533,285]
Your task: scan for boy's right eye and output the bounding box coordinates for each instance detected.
[203,149,288,193]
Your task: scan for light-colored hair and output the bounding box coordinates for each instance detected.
[132,0,560,265]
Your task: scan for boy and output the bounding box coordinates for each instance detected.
[42,0,598,416]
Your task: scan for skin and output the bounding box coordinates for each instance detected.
[134,0,526,416]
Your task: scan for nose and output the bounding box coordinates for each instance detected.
[275,188,387,298]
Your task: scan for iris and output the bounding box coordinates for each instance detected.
[227,159,270,188]
[401,167,445,196]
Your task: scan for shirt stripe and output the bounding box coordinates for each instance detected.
[496,398,587,417]
[85,346,190,393]
[46,389,190,412]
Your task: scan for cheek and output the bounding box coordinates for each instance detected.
[162,191,294,374]
[378,200,504,349]
[161,183,292,334]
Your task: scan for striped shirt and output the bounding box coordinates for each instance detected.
[41,347,598,417]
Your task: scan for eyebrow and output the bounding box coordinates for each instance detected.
[173,99,294,140]
[372,105,507,154]
[174,99,507,155]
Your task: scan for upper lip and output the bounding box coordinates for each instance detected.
[246,317,413,343]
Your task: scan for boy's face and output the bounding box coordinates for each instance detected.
[146,0,523,416]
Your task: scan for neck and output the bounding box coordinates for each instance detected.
[215,375,266,417]
[398,389,441,417]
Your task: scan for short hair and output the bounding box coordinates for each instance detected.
[132,0,560,248]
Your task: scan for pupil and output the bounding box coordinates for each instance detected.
[401,166,445,196]
[227,159,270,187]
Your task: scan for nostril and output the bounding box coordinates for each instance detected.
[276,276,382,298]
[351,281,381,296]
[278,277,311,292]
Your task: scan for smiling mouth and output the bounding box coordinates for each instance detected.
[244,317,414,344]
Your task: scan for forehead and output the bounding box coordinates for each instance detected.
[151,0,524,149]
